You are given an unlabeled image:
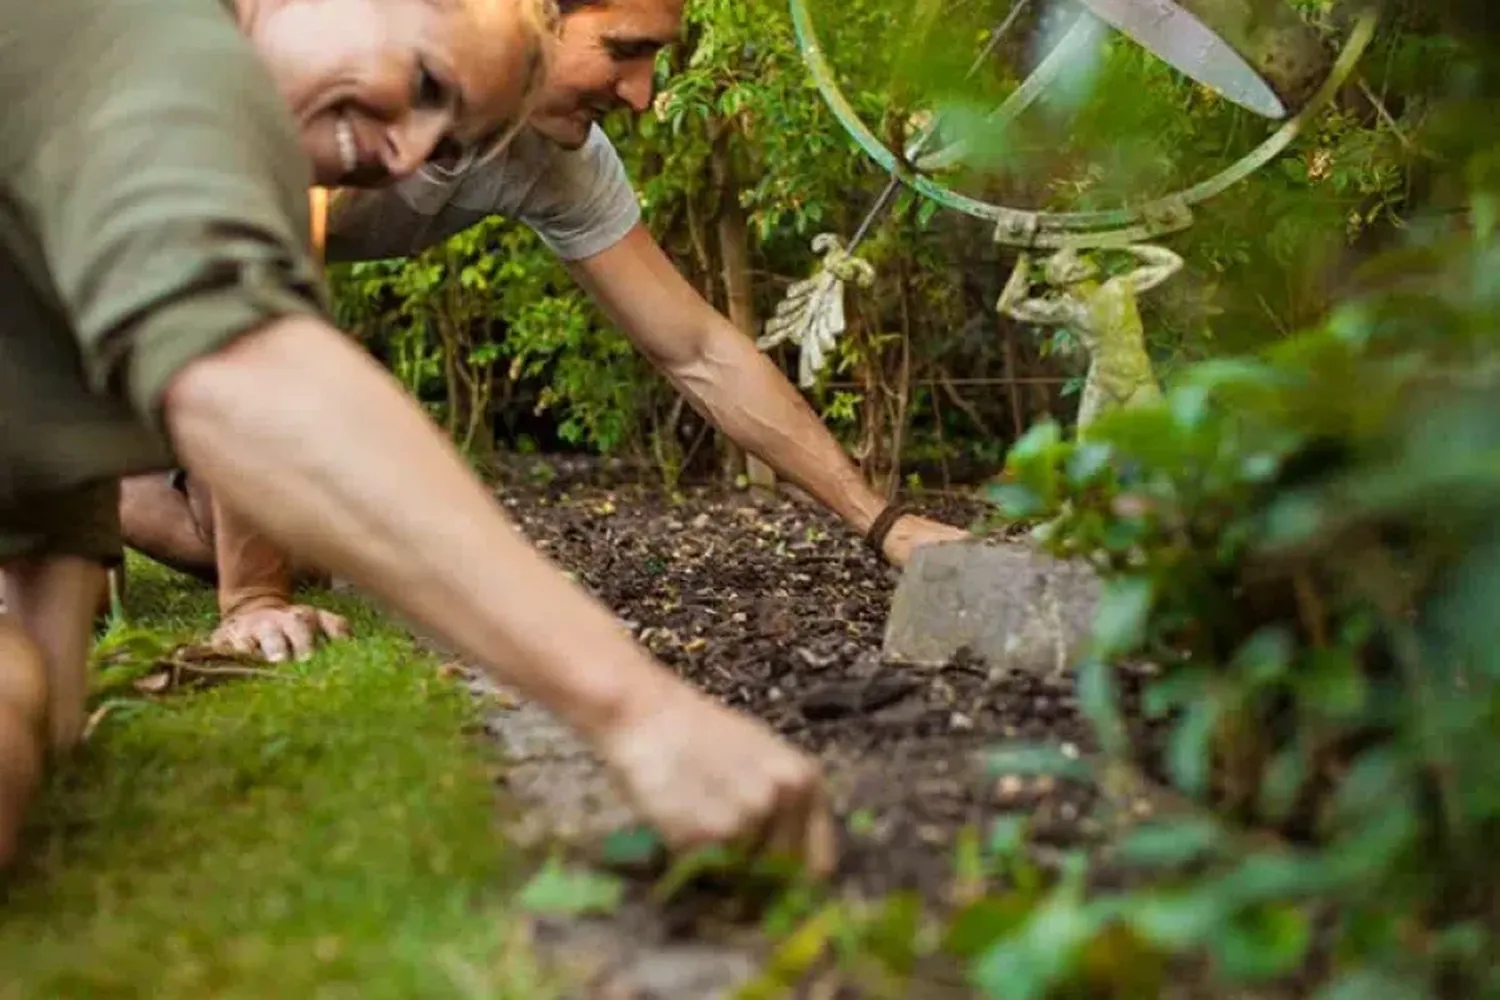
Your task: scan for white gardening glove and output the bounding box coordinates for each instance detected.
[759,234,876,388]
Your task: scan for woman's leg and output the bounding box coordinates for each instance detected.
[0,595,53,869]
[3,556,107,755]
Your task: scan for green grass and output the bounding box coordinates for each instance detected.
[0,555,555,1000]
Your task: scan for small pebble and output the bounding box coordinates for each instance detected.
[996,775,1025,802]
[950,712,975,731]
[1061,742,1079,759]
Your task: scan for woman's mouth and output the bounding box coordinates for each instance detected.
[336,116,358,177]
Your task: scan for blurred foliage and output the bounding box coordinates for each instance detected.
[953,6,1500,994]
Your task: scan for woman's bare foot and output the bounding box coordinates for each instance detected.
[0,620,48,870]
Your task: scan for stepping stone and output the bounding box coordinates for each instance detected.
[881,540,1101,677]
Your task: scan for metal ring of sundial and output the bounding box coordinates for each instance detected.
[790,0,1379,249]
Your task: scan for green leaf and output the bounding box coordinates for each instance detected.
[1335,905,1403,959]
[1210,903,1313,982]
[986,816,1028,861]
[970,891,1104,1000]
[1431,920,1488,962]
[736,904,844,1000]
[1258,746,1307,824]
[1256,492,1326,551]
[1090,576,1156,659]
[983,482,1046,519]
[1314,967,1429,1000]
[859,891,924,977]
[1077,654,1128,756]
[1007,420,1064,467]
[943,894,1040,961]
[1167,696,1220,798]
[1240,449,1285,483]
[652,843,777,903]
[1325,805,1419,886]
[986,744,1093,784]
[1065,442,1114,488]
[1100,517,1147,553]
[1217,852,1329,906]
[1329,749,1404,825]
[1126,888,1227,950]
[953,825,986,891]
[1298,647,1368,719]
[1168,382,1212,432]
[1231,627,1295,685]
[517,859,625,917]
[599,825,664,869]
[1141,667,1209,718]
[1114,818,1226,870]
[1179,357,1283,400]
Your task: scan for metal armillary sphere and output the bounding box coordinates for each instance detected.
[762,0,1379,421]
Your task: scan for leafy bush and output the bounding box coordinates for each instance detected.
[965,144,1500,1000]
[329,218,667,461]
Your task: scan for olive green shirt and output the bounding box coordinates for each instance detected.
[0,0,328,509]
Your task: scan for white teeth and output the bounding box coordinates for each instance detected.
[335,117,357,175]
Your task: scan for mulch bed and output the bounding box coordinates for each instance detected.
[493,457,1138,906]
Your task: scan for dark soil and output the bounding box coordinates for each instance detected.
[490,457,1159,903]
[460,456,1241,998]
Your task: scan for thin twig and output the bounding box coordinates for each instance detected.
[172,663,290,683]
[1357,76,1412,151]
[936,367,997,439]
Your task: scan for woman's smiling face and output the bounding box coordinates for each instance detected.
[246,0,553,186]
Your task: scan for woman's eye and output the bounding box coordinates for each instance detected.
[414,64,449,108]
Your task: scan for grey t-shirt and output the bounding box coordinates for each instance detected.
[325,125,641,265]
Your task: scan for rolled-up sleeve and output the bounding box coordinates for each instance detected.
[5,0,327,428]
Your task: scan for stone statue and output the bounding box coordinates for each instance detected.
[998,244,1181,434]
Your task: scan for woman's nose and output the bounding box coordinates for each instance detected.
[381,110,452,180]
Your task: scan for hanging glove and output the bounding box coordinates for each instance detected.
[758,233,876,389]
